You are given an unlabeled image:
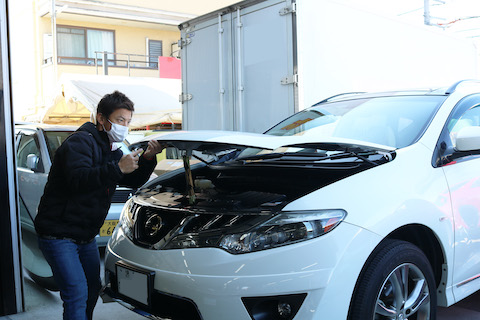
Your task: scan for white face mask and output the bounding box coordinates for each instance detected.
[104,120,129,143]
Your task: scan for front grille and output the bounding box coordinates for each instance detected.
[134,207,187,247]
[111,188,133,203]
[132,205,271,249]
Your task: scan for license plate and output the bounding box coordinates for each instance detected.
[116,261,154,306]
[99,220,118,237]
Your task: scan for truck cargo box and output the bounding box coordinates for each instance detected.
[179,0,478,132]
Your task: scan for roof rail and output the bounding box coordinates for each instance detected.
[313,92,366,105]
[445,79,480,95]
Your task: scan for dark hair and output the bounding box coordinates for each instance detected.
[97,90,134,119]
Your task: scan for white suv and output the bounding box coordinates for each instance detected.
[103,80,480,320]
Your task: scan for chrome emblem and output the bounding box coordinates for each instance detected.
[145,214,163,237]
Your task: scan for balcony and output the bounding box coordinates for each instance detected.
[43,51,166,78]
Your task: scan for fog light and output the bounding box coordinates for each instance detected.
[277,301,292,318]
[242,293,306,320]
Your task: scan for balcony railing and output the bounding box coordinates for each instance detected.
[43,51,161,76]
[94,51,161,76]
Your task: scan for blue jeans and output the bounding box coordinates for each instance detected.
[38,237,101,320]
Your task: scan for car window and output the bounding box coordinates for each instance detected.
[44,131,73,161]
[265,96,445,149]
[447,104,480,141]
[17,133,43,171]
[433,94,480,167]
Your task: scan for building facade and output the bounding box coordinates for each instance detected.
[9,0,238,122]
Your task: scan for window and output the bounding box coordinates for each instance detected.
[448,105,480,140]
[266,96,445,149]
[148,39,163,68]
[433,95,480,167]
[57,26,114,65]
[44,131,72,161]
[17,133,43,172]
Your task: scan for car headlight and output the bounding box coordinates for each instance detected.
[119,198,135,239]
[218,209,346,254]
[122,201,346,254]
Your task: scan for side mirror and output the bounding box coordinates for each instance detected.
[455,126,480,151]
[26,154,39,171]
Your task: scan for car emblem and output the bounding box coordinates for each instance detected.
[145,214,163,237]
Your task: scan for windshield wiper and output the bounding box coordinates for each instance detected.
[236,150,394,166]
[237,152,322,161]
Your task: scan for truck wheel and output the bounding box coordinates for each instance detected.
[348,239,436,320]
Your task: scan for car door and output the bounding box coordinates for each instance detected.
[16,129,49,221]
[435,94,480,301]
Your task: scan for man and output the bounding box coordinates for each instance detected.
[34,91,163,320]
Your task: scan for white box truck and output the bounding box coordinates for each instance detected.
[179,0,478,133]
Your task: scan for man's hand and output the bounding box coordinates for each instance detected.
[118,148,143,174]
[142,140,166,160]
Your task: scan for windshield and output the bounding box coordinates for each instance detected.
[265,95,446,149]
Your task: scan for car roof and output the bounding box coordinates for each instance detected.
[316,80,480,105]
[314,88,448,105]
[15,122,79,132]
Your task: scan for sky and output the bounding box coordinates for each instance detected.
[350,0,480,42]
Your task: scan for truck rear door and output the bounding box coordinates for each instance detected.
[180,0,296,133]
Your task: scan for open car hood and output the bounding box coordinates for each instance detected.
[130,130,396,154]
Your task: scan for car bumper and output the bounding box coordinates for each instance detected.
[104,222,380,320]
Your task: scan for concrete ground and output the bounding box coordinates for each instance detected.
[2,281,480,320]
[1,252,480,320]
[0,249,144,320]
[1,276,144,320]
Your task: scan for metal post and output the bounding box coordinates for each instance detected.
[218,13,225,130]
[0,0,24,313]
[51,0,57,82]
[236,8,244,131]
[424,0,431,25]
[95,52,98,75]
[127,54,130,76]
[102,51,108,75]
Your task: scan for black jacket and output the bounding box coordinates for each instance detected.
[35,122,156,242]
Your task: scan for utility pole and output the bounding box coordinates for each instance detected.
[424,0,447,27]
[424,0,431,25]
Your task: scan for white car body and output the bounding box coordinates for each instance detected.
[104,81,480,319]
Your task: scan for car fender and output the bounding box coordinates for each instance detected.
[283,142,455,303]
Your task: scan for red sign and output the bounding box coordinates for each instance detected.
[158,56,181,79]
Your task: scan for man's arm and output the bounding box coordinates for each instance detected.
[119,140,164,188]
[60,133,123,191]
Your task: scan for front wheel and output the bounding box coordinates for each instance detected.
[348,239,437,320]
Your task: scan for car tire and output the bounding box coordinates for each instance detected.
[348,239,436,320]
